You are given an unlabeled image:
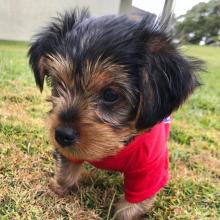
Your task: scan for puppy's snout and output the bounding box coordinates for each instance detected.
[55,127,79,147]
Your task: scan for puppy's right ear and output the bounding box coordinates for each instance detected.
[28,43,47,92]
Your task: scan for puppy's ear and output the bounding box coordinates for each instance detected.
[28,43,47,92]
[135,18,202,130]
[28,9,90,91]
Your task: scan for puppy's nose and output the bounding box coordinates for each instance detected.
[55,127,78,147]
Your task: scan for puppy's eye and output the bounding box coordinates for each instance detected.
[102,88,119,103]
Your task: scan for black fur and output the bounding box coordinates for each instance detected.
[28,9,202,130]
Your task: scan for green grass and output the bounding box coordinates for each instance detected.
[0,41,220,220]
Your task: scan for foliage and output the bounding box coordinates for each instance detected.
[176,0,220,43]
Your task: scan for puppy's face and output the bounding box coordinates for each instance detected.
[28,10,201,160]
[44,54,139,160]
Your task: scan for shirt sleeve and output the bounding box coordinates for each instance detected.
[124,147,169,203]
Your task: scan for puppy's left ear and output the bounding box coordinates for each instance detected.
[135,20,202,130]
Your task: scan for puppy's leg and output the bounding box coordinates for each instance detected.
[114,197,155,220]
[49,150,83,196]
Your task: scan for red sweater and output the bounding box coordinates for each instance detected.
[68,117,171,203]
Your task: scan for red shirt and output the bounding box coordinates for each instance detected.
[68,117,171,203]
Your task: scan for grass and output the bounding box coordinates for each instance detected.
[0,41,220,220]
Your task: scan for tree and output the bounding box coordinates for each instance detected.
[176,0,220,44]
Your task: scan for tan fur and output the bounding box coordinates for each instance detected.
[84,59,131,94]
[46,54,74,89]
[114,197,155,220]
[49,109,136,161]
[49,157,83,196]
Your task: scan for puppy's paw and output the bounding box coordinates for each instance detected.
[114,207,140,220]
[48,178,70,197]
[114,197,154,220]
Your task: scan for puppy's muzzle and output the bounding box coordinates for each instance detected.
[55,127,78,147]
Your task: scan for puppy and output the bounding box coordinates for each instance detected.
[28,9,201,220]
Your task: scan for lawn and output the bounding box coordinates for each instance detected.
[0,40,219,220]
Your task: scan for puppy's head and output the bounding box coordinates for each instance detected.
[28,9,201,160]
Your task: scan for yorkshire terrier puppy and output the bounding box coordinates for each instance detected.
[28,9,201,220]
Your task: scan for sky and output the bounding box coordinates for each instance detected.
[132,0,210,16]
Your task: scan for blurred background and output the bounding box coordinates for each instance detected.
[0,0,220,45]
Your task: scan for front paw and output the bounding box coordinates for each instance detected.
[114,197,154,220]
[49,178,70,197]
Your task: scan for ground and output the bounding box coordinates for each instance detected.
[0,41,219,219]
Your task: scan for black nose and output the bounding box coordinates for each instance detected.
[55,127,78,147]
